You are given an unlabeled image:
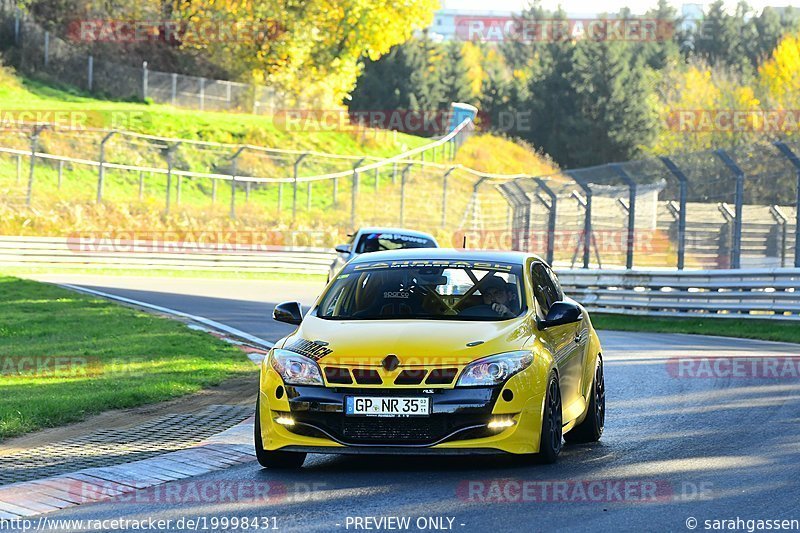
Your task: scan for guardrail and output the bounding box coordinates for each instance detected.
[0,236,336,275]
[5,236,798,318]
[558,268,800,320]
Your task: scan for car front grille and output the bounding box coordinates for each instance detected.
[320,365,460,387]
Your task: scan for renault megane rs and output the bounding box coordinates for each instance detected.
[255,249,605,467]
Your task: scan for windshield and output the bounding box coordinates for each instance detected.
[355,232,436,254]
[316,260,526,321]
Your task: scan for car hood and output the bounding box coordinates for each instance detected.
[279,315,536,367]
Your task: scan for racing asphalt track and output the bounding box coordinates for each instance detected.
[20,275,800,532]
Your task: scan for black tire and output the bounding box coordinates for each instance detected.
[254,397,306,469]
[565,355,605,444]
[537,372,563,464]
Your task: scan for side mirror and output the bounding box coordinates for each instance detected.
[273,301,303,325]
[540,301,582,329]
[335,244,351,254]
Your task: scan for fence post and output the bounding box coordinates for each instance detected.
[292,153,308,223]
[199,78,206,110]
[534,178,558,266]
[611,164,637,270]
[57,160,63,189]
[441,167,455,227]
[87,56,93,92]
[392,162,398,184]
[773,142,800,268]
[229,147,245,219]
[570,177,593,269]
[171,73,177,105]
[16,154,22,183]
[211,178,217,203]
[142,62,148,100]
[139,171,144,200]
[351,159,365,228]
[715,150,744,269]
[43,31,49,67]
[26,126,45,207]
[278,182,283,213]
[502,181,529,252]
[399,164,412,226]
[374,166,379,192]
[769,206,788,267]
[164,143,180,213]
[717,203,735,268]
[659,157,689,270]
[96,131,116,203]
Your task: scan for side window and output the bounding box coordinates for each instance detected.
[545,266,564,301]
[531,263,559,316]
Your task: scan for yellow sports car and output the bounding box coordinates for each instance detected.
[255,249,604,468]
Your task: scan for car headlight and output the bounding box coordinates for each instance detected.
[269,349,324,386]
[456,351,534,387]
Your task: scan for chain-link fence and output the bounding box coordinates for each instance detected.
[497,144,799,270]
[0,0,295,113]
[0,120,474,237]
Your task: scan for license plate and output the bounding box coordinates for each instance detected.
[345,396,430,417]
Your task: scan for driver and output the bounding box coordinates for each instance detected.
[481,276,517,318]
[460,275,518,318]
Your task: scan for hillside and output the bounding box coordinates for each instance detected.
[0,65,557,241]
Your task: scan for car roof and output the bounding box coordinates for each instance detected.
[349,247,541,265]
[355,227,437,240]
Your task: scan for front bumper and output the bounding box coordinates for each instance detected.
[258,369,547,455]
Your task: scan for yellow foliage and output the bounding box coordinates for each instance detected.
[759,32,800,107]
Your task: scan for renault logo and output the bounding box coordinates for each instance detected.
[381,354,400,371]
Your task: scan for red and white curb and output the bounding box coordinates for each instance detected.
[0,285,274,520]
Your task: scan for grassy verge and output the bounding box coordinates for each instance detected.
[592,313,800,345]
[0,276,256,441]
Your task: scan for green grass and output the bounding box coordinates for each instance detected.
[0,276,257,441]
[593,313,800,345]
[0,69,429,156]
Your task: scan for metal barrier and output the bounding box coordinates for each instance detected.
[0,236,336,275]
[4,237,799,319]
[557,268,800,320]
